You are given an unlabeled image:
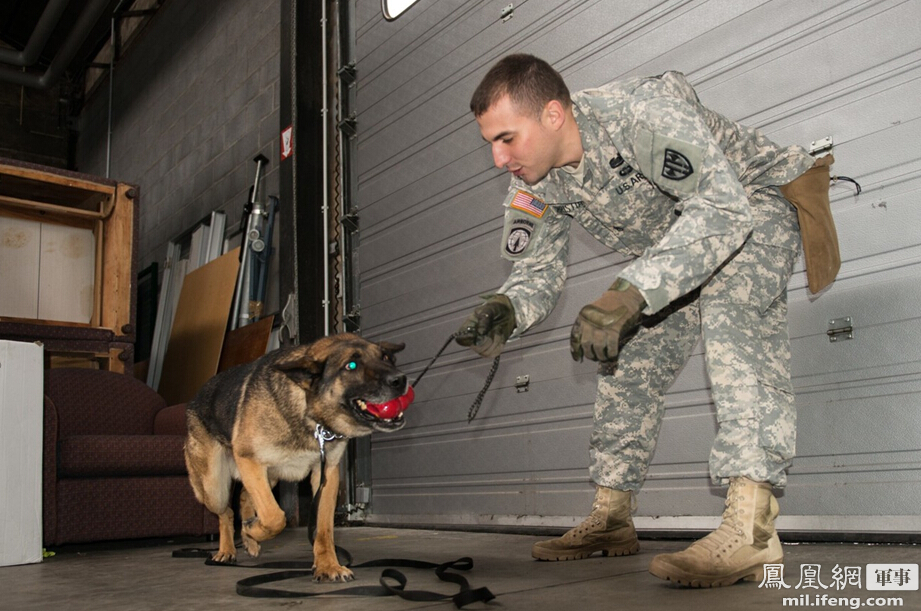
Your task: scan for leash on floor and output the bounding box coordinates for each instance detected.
[173,546,494,607]
[413,332,501,423]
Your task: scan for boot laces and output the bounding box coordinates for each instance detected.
[694,486,746,553]
[566,490,633,538]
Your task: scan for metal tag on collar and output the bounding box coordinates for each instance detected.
[314,423,340,461]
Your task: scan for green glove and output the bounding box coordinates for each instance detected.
[570,278,645,362]
[455,294,517,358]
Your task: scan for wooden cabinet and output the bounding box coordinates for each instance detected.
[0,158,138,372]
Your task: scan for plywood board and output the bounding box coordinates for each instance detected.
[37,223,96,324]
[157,247,240,405]
[0,217,40,319]
[218,314,275,373]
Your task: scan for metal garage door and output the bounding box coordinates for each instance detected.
[349,0,921,537]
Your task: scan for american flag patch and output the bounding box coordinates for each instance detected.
[509,190,547,218]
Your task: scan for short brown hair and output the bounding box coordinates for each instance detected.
[470,54,571,118]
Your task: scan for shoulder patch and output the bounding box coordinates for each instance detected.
[662,148,694,180]
[635,127,704,197]
[505,221,533,256]
[501,209,541,261]
[509,190,547,218]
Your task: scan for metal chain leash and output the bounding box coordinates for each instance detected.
[412,332,500,423]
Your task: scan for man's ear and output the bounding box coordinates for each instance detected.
[543,99,567,131]
[275,356,324,388]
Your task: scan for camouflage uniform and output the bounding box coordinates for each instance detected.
[496,72,814,489]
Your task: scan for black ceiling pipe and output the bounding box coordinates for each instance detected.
[0,0,110,89]
[0,0,71,67]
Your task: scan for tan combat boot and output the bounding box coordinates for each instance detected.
[648,477,783,587]
[531,486,639,561]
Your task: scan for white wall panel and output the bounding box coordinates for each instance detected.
[353,0,921,535]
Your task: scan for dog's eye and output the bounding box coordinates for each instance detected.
[344,361,358,371]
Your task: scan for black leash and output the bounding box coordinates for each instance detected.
[174,548,493,607]
[413,332,500,423]
[230,557,493,606]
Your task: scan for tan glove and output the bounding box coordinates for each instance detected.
[455,294,517,358]
[570,278,645,362]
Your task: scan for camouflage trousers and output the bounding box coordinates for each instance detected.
[590,193,799,490]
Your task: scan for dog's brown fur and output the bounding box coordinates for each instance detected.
[184,333,408,582]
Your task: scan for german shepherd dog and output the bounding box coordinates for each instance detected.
[184,333,413,582]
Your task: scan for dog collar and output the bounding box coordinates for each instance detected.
[314,423,345,462]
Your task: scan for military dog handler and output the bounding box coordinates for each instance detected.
[456,54,839,587]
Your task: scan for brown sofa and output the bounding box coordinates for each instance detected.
[42,368,218,546]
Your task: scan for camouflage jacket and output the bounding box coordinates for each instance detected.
[497,71,814,335]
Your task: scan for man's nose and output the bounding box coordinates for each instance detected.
[492,144,509,169]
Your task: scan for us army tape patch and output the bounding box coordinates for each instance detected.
[509,190,547,218]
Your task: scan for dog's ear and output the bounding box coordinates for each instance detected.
[379,341,405,354]
[275,356,324,388]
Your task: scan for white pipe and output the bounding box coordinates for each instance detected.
[321,0,330,336]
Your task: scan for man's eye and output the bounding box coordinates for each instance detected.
[502,138,513,144]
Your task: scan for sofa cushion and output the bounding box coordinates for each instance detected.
[59,435,188,477]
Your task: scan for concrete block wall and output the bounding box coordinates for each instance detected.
[0,82,71,168]
[76,0,281,274]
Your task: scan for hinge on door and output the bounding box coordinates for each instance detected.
[337,61,356,84]
[344,305,360,332]
[341,212,359,233]
[827,317,854,342]
[338,112,357,138]
[515,374,530,393]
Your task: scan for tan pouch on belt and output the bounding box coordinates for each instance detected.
[779,154,840,294]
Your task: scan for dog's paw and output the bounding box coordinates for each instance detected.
[241,532,261,558]
[210,550,237,565]
[240,530,262,558]
[312,563,355,583]
[242,515,285,542]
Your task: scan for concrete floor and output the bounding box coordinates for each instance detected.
[5,527,920,610]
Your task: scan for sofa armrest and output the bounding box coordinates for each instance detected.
[154,403,188,436]
[58,435,187,477]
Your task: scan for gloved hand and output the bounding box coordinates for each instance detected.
[570,278,645,362]
[455,294,517,358]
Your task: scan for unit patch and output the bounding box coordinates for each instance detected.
[635,127,704,197]
[509,190,547,218]
[505,221,533,256]
[662,148,693,180]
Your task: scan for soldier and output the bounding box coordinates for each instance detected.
[456,54,835,587]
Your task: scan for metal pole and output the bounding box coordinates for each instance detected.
[321,0,330,336]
